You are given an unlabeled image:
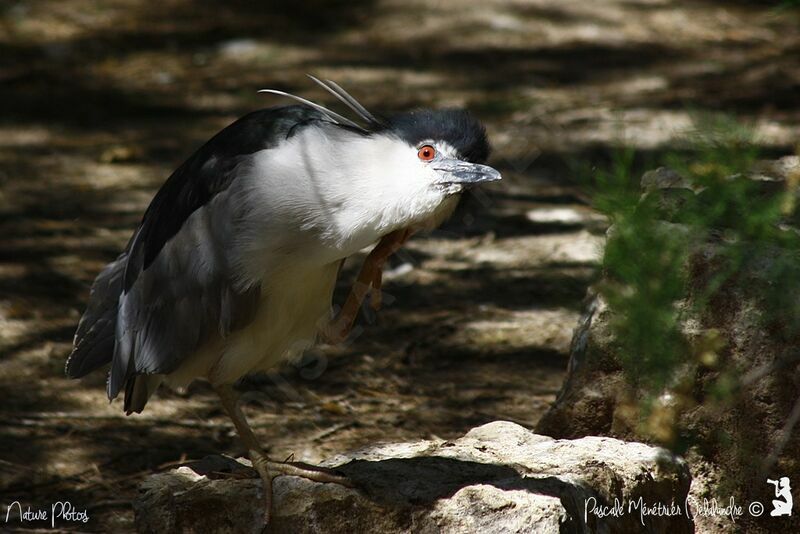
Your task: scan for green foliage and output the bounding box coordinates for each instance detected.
[594,149,690,391]
[775,0,800,11]
[669,116,800,338]
[591,113,800,399]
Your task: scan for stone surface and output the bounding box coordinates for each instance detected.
[134,421,692,533]
[536,296,623,441]
[536,157,800,533]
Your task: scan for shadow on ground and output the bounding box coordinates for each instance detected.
[1,0,798,531]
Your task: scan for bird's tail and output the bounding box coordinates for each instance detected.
[124,374,162,414]
[65,253,127,379]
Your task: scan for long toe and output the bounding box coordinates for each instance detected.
[248,449,274,526]
[267,460,353,487]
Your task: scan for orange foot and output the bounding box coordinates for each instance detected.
[322,228,412,344]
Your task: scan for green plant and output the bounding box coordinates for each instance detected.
[590,112,799,408]
[594,149,690,392]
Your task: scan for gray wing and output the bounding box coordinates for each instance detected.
[111,192,261,405]
[65,253,127,379]
[67,106,325,409]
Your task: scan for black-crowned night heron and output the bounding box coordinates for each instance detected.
[65,77,500,523]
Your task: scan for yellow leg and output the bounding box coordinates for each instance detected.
[214,385,352,526]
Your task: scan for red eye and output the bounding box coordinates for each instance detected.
[417,145,436,161]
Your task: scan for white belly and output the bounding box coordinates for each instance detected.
[164,261,340,388]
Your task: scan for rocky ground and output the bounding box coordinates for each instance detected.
[0,0,798,531]
[135,422,692,533]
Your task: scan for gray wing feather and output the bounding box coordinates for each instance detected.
[66,253,127,379]
[108,190,261,400]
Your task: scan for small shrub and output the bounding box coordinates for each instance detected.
[589,113,800,444]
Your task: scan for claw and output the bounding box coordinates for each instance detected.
[249,449,273,525]
[214,387,353,529]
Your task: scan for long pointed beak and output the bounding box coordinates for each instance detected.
[433,159,502,187]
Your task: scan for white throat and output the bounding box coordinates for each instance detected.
[239,124,459,266]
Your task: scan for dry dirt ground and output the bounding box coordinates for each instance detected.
[0,1,798,531]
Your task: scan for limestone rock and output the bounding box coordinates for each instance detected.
[134,421,691,533]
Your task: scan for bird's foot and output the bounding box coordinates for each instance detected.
[320,312,356,344]
[248,449,273,526]
[321,229,410,344]
[246,450,353,526]
[265,459,353,487]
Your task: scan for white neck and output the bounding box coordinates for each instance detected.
[238,124,459,266]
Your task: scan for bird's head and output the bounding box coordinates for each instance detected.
[383,108,500,196]
[259,77,501,252]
